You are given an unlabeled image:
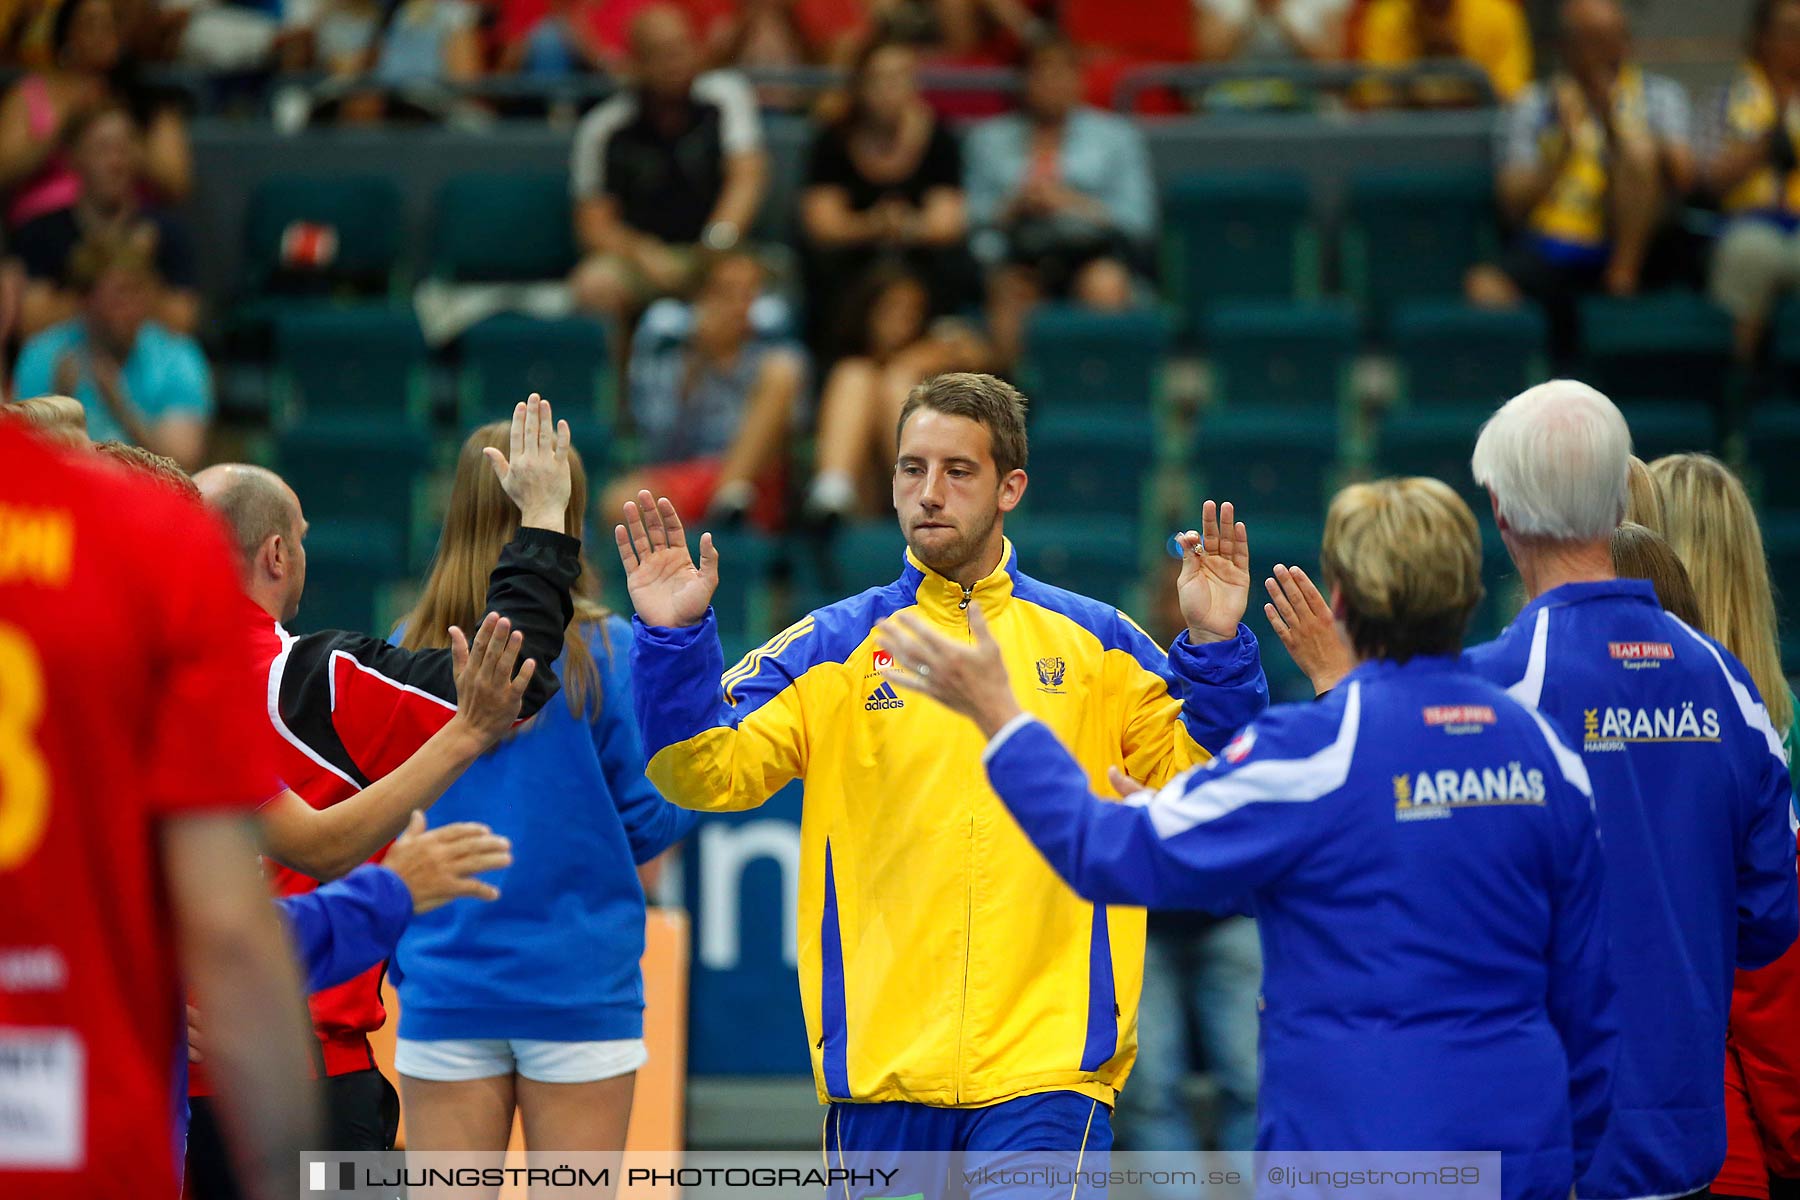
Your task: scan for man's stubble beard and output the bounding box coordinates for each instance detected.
[904,505,1000,582]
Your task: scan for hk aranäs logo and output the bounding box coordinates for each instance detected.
[1035,657,1066,693]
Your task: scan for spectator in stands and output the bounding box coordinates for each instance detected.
[1704,0,1800,368]
[706,0,869,76]
[868,0,1050,62]
[965,37,1156,368]
[1358,0,1533,104]
[801,36,977,363]
[568,4,768,323]
[602,253,804,527]
[0,0,192,227]
[805,265,989,522]
[496,0,612,77]
[391,423,695,1169]
[1652,453,1797,789]
[1651,452,1800,1200]
[14,103,197,337]
[1464,0,1693,356]
[317,0,484,124]
[12,230,210,468]
[1196,0,1348,64]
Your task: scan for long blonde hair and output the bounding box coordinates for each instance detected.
[402,421,608,716]
[1650,453,1794,733]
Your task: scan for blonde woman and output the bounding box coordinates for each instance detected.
[1651,453,1796,767]
[1651,451,1800,1200]
[390,423,696,1165]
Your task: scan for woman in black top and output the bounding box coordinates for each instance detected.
[800,37,978,363]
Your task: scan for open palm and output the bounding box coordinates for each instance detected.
[614,490,719,629]
[1176,500,1252,643]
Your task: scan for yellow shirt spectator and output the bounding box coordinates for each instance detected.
[1360,0,1534,102]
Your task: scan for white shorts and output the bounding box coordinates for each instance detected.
[395,1037,648,1084]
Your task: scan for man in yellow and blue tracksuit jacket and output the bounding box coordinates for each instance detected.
[620,373,1269,1167]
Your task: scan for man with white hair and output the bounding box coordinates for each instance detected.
[1465,378,1798,1200]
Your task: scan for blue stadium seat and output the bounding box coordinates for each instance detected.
[1164,171,1317,335]
[1580,292,1733,408]
[1009,516,1145,612]
[459,314,615,466]
[791,521,909,617]
[1343,168,1496,319]
[1019,306,1170,419]
[1021,411,1155,518]
[1244,517,1325,703]
[281,521,402,637]
[275,423,433,570]
[432,172,578,283]
[1389,301,1548,406]
[242,174,404,299]
[1373,404,1491,511]
[273,308,430,430]
[1193,406,1341,520]
[1620,401,1715,461]
[1204,302,1358,412]
[1761,513,1800,636]
[1748,405,1800,511]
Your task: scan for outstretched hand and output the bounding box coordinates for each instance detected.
[383,810,514,915]
[448,612,537,746]
[485,393,573,533]
[1177,500,1252,644]
[876,605,1022,738]
[1263,563,1353,695]
[615,490,719,629]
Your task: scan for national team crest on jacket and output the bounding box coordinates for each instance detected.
[1035,656,1066,693]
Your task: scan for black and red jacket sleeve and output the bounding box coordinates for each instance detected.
[269,527,580,790]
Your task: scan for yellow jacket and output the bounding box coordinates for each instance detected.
[1359,0,1533,102]
[632,541,1269,1107]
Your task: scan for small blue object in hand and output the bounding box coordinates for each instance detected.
[1166,531,1203,560]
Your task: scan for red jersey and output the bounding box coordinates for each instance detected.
[186,526,580,1090]
[0,424,274,1198]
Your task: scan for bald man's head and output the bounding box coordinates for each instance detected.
[631,3,698,101]
[195,463,308,622]
[1562,0,1629,78]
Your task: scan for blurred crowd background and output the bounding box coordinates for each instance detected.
[1,0,1792,1151]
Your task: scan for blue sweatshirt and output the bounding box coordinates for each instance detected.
[389,616,698,1041]
[983,656,1619,1200]
[1466,580,1800,1200]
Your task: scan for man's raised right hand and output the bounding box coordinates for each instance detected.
[485,393,572,533]
[615,489,718,629]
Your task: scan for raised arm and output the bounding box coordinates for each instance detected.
[262,614,536,878]
[879,605,1344,910]
[618,491,810,812]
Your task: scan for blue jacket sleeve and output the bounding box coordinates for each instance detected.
[594,616,699,863]
[630,609,814,812]
[278,865,412,993]
[1166,625,1270,755]
[1735,719,1800,969]
[1545,770,1619,1178]
[983,687,1357,911]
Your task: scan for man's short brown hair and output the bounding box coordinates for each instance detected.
[92,440,200,500]
[1320,477,1485,662]
[896,372,1030,477]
